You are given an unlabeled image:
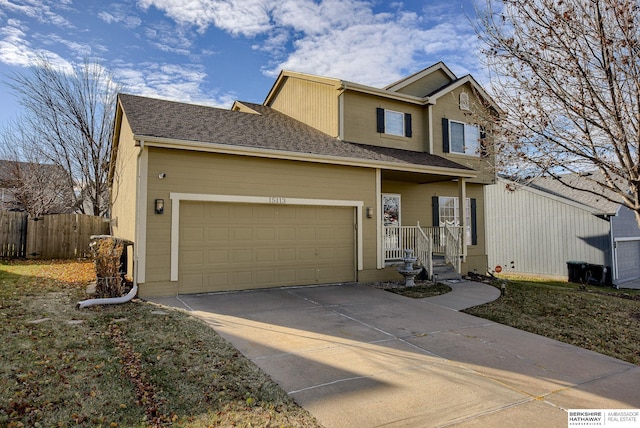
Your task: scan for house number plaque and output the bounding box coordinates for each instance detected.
[269,197,287,204]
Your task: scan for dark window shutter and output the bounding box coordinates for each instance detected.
[376,108,385,133]
[432,196,440,227]
[470,198,477,245]
[442,118,450,153]
[480,127,488,157]
[404,113,412,137]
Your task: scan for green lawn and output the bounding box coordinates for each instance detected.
[0,260,320,427]
[463,279,640,365]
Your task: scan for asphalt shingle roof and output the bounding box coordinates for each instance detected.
[528,172,623,214]
[118,93,472,172]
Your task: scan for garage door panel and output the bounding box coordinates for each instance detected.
[231,249,253,264]
[617,241,640,281]
[255,206,275,222]
[206,204,229,219]
[207,227,228,241]
[278,269,296,282]
[255,227,276,240]
[231,227,252,240]
[297,227,316,240]
[232,271,253,286]
[183,227,205,242]
[276,227,293,239]
[181,273,203,294]
[255,270,275,285]
[179,202,355,293]
[256,249,275,262]
[207,249,228,265]
[207,272,228,288]
[181,250,204,265]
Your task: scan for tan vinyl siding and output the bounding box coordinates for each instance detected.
[485,181,611,278]
[267,75,340,137]
[432,83,496,185]
[139,148,379,297]
[342,91,427,153]
[110,111,139,242]
[392,69,452,97]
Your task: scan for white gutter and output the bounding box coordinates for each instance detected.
[136,135,478,179]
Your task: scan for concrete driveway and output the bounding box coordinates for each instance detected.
[151,283,640,427]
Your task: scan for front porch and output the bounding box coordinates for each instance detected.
[384,225,463,280]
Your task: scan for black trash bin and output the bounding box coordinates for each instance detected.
[584,263,612,286]
[567,261,586,283]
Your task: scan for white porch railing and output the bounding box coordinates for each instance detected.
[384,225,462,274]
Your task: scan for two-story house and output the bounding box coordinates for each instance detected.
[109,62,500,297]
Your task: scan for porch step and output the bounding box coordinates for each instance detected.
[432,258,462,282]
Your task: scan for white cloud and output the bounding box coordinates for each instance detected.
[113,61,236,108]
[137,0,483,87]
[143,21,193,55]
[137,0,273,36]
[98,4,142,29]
[44,34,93,57]
[0,20,72,71]
[0,0,72,27]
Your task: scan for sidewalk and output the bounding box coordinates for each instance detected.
[424,279,502,310]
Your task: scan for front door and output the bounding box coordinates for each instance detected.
[382,194,401,256]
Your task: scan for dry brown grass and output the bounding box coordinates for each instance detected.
[0,260,321,427]
[464,279,640,365]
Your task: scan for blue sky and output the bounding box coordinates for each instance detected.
[0,0,485,126]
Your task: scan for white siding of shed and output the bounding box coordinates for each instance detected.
[485,182,611,278]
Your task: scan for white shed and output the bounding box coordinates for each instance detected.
[485,175,640,288]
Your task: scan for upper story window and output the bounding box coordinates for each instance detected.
[384,110,404,136]
[442,118,483,157]
[376,108,412,138]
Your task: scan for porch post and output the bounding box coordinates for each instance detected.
[376,168,383,269]
[458,177,467,262]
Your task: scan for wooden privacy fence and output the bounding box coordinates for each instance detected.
[0,212,110,259]
[0,211,28,257]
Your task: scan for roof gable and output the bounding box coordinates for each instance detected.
[384,62,457,97]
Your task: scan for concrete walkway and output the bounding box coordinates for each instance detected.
[150,281,640,427]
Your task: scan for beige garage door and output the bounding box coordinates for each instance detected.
[178,202,356,293]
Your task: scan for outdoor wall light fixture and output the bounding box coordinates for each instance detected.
[154,199,164,214]
[366,207,373,218]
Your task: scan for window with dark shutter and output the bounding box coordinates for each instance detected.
[442,118,450,153]
[470,198,477,245]
[404,113,412,138]
[432,196,439,226]
[376,108,385,133]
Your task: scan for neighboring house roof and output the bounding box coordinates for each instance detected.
[117,94,474,174]
[526,172,623,215]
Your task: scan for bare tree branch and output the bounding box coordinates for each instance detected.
[3,56,122,216]
[475,0,640,226]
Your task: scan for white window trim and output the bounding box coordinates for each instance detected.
[384,109,404,137]
[169,193,364,282]
[449,120,480,157]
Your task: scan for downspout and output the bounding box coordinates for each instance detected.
[77,141,145,308]
[77,286,138,309]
